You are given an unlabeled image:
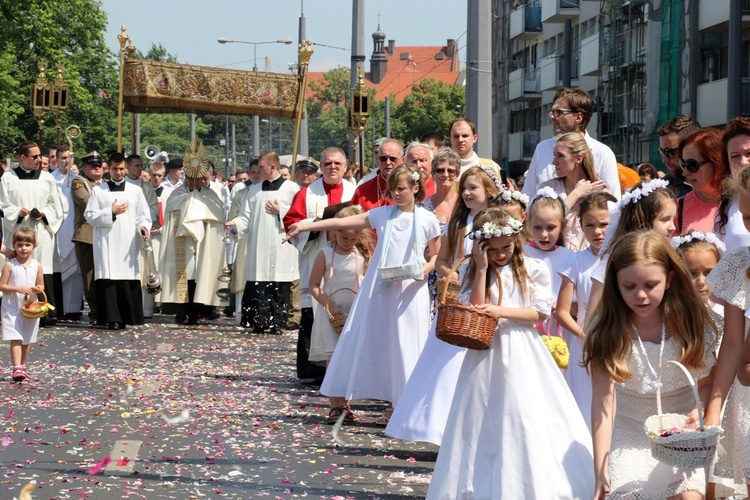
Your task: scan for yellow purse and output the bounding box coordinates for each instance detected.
[537,318,569,369]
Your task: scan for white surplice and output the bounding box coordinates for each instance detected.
[233,179,300,283]
[84,181,151,281]
[0,168,64,271]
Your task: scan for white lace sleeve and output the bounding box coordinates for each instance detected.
[706,247,750,309]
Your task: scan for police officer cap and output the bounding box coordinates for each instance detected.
[166,158,183,170]
[296,159,318,172]
[80,151,103,166]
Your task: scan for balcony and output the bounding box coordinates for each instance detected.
[540,55,560,90]
[579,33,600,76]
[699,0,750,31]
[510,4,543,40]
[542,0,580,23]
[509,68,542,101]
[508,130,541,161]
[697,78,728,126]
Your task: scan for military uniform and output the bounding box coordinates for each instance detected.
[71,174,101,323]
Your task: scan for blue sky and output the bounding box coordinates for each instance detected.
[101,0,468,73]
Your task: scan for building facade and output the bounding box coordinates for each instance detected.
[496,0,750,179]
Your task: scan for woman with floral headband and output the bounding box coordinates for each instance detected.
[284,164,441,425]
[426,207,594,498]
[540,132,609,252]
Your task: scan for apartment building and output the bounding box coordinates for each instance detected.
[496,0,750,179]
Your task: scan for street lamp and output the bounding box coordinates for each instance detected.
[217,37,293,158]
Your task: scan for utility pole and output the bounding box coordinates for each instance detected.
[350,0,365,160]
[385,96,391,138]
[562,20,572,87]
[298,0,309,158]
[466,0,493,158]
[728,0,742,120]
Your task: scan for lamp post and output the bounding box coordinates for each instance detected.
[217,37,293,157]
[348,66,372,179]
[30,59,71,150]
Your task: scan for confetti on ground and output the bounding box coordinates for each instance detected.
[0,315,438,498]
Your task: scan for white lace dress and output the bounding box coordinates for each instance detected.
[308,246,363,362]
[607,328,717,498]
[1,258,41,344]
[706,247,750,487]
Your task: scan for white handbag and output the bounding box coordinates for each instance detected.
[377,206,425,282]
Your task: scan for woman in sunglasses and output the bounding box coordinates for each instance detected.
[676,128,731,236]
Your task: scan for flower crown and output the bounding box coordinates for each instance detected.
[670,231,726,254]
[532,186,561,203]
[476,164,504,192]
[500,190,530,206]
[467,218,524,240]
[410,171,420,181]
[619,178,669,207]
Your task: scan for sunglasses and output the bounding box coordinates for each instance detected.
[378,155,400,163]
[548,109,575,119]
[679,158,710,173]
[434,167,458,176]
[658,147,678,159]
[24,153,42,160]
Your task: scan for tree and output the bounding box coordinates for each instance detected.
[307,67,351,158]
[390,79,465,144]
[0,0,118,155]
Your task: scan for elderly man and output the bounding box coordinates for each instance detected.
[0,140,64,326]
[226,152,299,334]
[71,152,105,324]
[405,141,436,198]
[283,147,356,379]
[84,152,151,330]
[350,139,403,211]
[522,87,620,200]
[657,115,701,199]
[295,160,319,187]
[449,118,502,178]
[160,158,225,326]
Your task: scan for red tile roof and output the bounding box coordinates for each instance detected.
[306,41,462,103]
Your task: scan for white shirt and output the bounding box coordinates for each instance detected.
[522,131,621,201]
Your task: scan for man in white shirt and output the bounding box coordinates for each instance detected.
[522,87,621,200]
[449,118,503,178]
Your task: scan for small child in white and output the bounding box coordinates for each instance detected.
[1,227,45,383]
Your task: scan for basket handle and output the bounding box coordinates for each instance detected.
[440,254,501,305]
[26,289,47,304]
[656,360,705,431]
[324,288,357,320]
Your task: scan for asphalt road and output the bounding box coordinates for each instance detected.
[0,316,437,499]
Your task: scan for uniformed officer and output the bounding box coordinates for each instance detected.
[71,152,104,325]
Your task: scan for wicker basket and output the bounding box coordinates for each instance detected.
[325,288,357,334]
[435,256,501,350]
[644,360,722,468]
[21,290,54,319]
[435,277,461,304]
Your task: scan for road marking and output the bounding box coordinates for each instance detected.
[105,440,142,472]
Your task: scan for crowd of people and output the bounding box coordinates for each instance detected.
[2,84,750,498]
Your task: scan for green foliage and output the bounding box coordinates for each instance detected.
[307,67,351,157]
[135,43,179,63]
[0,0,118,155]
[390,79,465,143]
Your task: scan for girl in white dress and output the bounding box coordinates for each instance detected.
[427,208,594,499]
[583,230,718,499]
[308,206,372,424]
[285,164,441,424]
[386,165,500,444]
[704,166,750,497]
[555,191,617,429]
[1,228,45,383]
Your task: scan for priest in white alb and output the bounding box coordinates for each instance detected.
[283,147,355,378]
[159,140,226,326]
[226,151,299,335]
[84,152,151,330]
[0,140,64,325]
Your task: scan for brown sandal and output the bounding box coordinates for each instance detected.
[343,404,364,423]
[327,407,346,425]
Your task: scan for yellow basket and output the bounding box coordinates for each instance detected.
[21,290,55,319]
[644,360,722,468]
